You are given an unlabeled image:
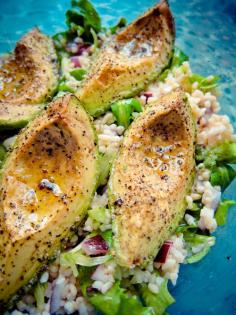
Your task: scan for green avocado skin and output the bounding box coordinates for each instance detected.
[109,89,196,268]
[0,94,99,309]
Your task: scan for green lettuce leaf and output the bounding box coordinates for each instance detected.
[110,17,127,34]
[88,282,154,315]
[141,280,175,315]
[70,68,87,80]
[184,233,215,264]
[159,47,188,81]
[210,165,236,191]
[215,199,236,226]
[34,283,47,310]
[189,74,220,92]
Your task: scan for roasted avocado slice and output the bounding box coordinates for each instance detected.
[77,0,175,116]
[0,94,98,306]
[0,28,58,129]
[109,90,196,267]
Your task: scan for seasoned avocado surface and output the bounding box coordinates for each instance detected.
[0,94,98,305]
[109,90,196,267]
[77,0,175,116]
[0,28,58,129]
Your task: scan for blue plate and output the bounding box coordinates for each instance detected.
[0,0,235,314]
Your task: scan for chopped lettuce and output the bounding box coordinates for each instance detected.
[171,47,189,68]
[34,283,47,310]
[196,142,236,168]
[111,98,143,128]
[60,239,111,276]
[189,74,220,92]
[88,207,108,223]
[110,17,127,34]
[215,199,236,226]
[88,282,154,315]
[53,0,102,50]
[141,280,175,315]
[97,152,116,186]
[210,165,236,191]
[184,233,215,264]
[196,142,236,190]
[70,68,87,80]
[159,47,188,81]
[0,144,7,168]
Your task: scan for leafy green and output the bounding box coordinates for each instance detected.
[97,152,116,186]
[110,17,127,34]
[67,0,101,41]
[186,245,211,264]
[53,0,102,51]
[176,224,197,233]
[60,237,111,276]
[171,47,189,68]
[111,98,143,128]
[210,165,236,191]
[70,68,87,80]
[77,266,94,296]
[215,199,236,226]
[88,282,154,315]
[88,207,108,223]
[159,47,188,81]
[189,74,220,92]
[57,82,75,93]
[34,283,47,310]
[184,233,215,264]
[141,280,175,315]
[196,142,236,167]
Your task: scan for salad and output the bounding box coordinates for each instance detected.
[0,0,235,314]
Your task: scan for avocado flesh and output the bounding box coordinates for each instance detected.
[109,90,196,267]
[0,28,59,129]
[0,94,99,305]
[77,0,175,117]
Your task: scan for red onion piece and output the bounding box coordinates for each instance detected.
[66,42,90,55]
[155,241,173,264]
[142,92,153,98]
[82,235,109,256]
[70,56,81,68]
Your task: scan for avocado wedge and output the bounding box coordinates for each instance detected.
[77,0,175,116]
[0,94,98,306]
[109,90,196,267]
[0,28,58,129]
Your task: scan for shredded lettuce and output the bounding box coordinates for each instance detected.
[141,280,175,315]
[184,233,215,264]
[215,199,236,226]
[110,17,127,34]
[34,283,47,310]
[88,207,108,223]
[97,152,116,186]
[70,68,87,80]
[60,238,111,276]
[159,47,188,81]
[171,47,189,68]
[196,142,236,168]
[196,142,236,190]
[53,0,102,50]
[210,165,236,191]
[111,98,142,128]
[88,282,154,315]
[189,74,220,92]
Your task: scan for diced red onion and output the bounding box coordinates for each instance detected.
[81,235,109,256]
[142,92,153,98]
[70,56,81,68]
[155,241,173,264]
[66,42,90,55]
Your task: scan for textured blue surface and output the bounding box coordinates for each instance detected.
[0,0,235,314]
